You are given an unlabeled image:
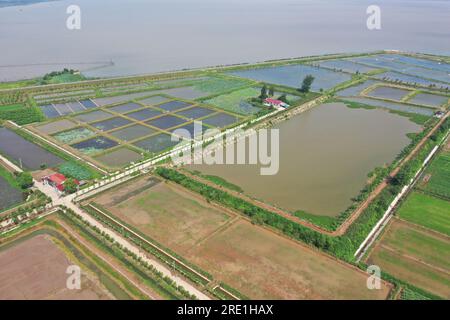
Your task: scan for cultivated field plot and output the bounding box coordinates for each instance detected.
[125,108,163,121]
[418,149,450,199]
[341,97,434,116]
[367,219,450,299]
[53,127,96,144]
[107,102,143,114]
[169,122,210,140]
[138,95,170,106]
[132,133,181,154]
[94,147,142,167]
[93,177,231,253]
[175,106,216,120]
[92,92,156,107]
[397,192,450,236]
[0,127,63,170]
[155,100,192,112]
[229,64,352,91]
[146,115,188,130]
[90,117,132,132]
[91,176,391,299]
[204,87,262,115]
[109,124,156,142]
[201,112,241,128]
[0,176,23,212]
[71,136,118,155]
[408,93,449,107]
[74,110,114,123]
[35,119,78,135]
[366,86,412,102]
[0,233,112,300]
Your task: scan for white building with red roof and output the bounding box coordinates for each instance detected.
[263,98,289,110]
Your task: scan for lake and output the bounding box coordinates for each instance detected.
[188,102,421,216]
[1,0,449,81]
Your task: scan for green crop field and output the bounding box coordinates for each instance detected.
[193,77,250,95]
[367,219,450,298]
[419,150,450,199]
[0,104,44,125]
[204,87,262,115]
[397,192,450,236]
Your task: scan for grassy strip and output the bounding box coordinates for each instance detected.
[189,170,244,193]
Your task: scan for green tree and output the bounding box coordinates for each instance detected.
[259,84,268,99]
[268,86,275,97]
[278,94,288,103]
[16,172,33,189]
[299,75,315,93]
[64,178,78,194]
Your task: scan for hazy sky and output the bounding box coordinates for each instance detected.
[0,0,449,80]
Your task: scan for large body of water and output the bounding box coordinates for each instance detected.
[0,0,449,81]
[189,103,421,216]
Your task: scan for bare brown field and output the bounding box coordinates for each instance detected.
[93,176,391,299]
[0,234,112,300]
[93,177,231,254]
[366,219,450,299]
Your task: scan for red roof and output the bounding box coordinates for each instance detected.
[47,173,79,191]
[264,98,284,105]
[48,173,66,185]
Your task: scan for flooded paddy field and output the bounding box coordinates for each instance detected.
[155,100,192,112]
[79,99,97,109]
[0,176,23,212]
[188,102,421,216]
[351,56,450,84]
[39,104,61,119]
[202,113,241,128]
[175,106,216,120]
[74,110,114,123]
[107,102,143,114]
[316,59,379,74]
[408,93,449,107]
[366,86,412,101]
[337,80,377,97]
[90,117,132,132]
[145,115,188,130]
[133,133,180,154]
[341,97,435,116]
[170,122,210,140]
[229,64,351,91]
[71,136,118,155]
[92,92,155,107]
[0,127,63,170]
[109,124,156,142]
[376,54,450,73]
[373,71,450,89]
[94,147,142,168]
[138,95,170,106]
[53,127,96,145]
[125,108,163,121]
